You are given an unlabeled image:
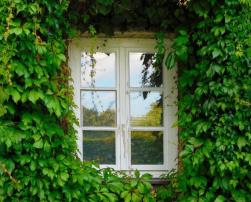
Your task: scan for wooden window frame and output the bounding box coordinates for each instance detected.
[69,37,178,177]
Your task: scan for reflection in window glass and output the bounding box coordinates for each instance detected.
[83,131,115,164]
[81,91,116,126]
[131,131,163,165]
[130,92,163,127]
[81,52,116,87]
[129,52,162,87]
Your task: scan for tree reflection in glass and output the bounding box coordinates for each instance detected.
[83,131,115,164]
[130,92,163,127]
[81,52,116,88]
[81,91,116,127]
[131,131,163,165]
[129,52,162,87]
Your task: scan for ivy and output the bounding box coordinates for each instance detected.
[162,0,251,201]
[0,0,250,201]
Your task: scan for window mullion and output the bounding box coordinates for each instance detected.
[119,47,130,170]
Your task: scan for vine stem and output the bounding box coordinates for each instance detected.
[0,160,19,184]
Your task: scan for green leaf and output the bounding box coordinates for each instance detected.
[13,62,28,77]
[9,88,21,103]
[57,53,66,62]
[212,49,221,58]
[9,27,23,35]
[121,191,129,198]
[247,47,251,58]
[125,193,132,202]
[175,46,188,61]
[141,173,152,181]
[134,170,140,178]
[131,179,138,188]
[174,35,189,46]
[237,137,247,149]
[28,90,41,104]
[165,51,176,69]
[33,139,43,149]
[60,172,69,181]
[132,193,141,202]
[215,195,225,202]
[43,95,61,117]
[103,193,117,202]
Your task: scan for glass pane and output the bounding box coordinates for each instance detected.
[129,52,162,87]
[131,131,163,165]
[130,92,163,126]
[83,131,115,164]
[81,52,116,87]
[81,91,116,126]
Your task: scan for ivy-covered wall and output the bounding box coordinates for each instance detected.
[0,0,250,201]
[162,1,251,201]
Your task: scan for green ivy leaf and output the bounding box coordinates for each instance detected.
[33,139,43,149]
[28,90,41,104]
[60,172,69,181]
[9,27,23,35]
[237,137,247,149]
[175,46,188,61]
[9,88,21,103]
[165,51,176,69]
[215,195,225,202]
[212,49,222,58]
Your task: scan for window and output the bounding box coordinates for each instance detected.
[69,37,178,177]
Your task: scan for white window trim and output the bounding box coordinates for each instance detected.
[68,37,178,177]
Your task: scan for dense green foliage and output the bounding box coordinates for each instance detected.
[163,0,251,201]
[0,0,155,201]
[0,0,250,201]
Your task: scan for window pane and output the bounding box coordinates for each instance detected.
[131,131,163,165]
[129,52,162,87]
[83,131,115,164]
[81,52,116,87]
[130,92,163,126]
[81,91,116,126]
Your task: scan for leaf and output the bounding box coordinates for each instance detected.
[175,46,188,61]
[43,95,61,117]
[212,49,221,58]
[60,172,69,181]
[174,35,189,46]
[189,137,203,148]
[9,27,23,35]
[103,193,117,202]
[134,170,140,178]
[13,62,28,77]
[33,139,43,149]
[165,51,176,69]
[247,47,251,58]
[141,173,152,181]
[121,191,129,198]
[28,90,41,104]
[237,137,247,149]
[57,53,66,62]
[214,195,225,202]
[132,193,141,202]
[131,179,138,188]
[9,88,21,103]
[125,193,132,202]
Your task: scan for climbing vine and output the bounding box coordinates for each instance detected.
[0,0,250,201]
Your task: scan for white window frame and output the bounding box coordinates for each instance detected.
[69,37,178,177]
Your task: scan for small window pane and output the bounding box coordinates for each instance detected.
[81,91,116,126]
[83,131,115,164]
[130,92,163,126]
[131,131,163,165]
[81,52,116,87]
[129,52,162,87]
